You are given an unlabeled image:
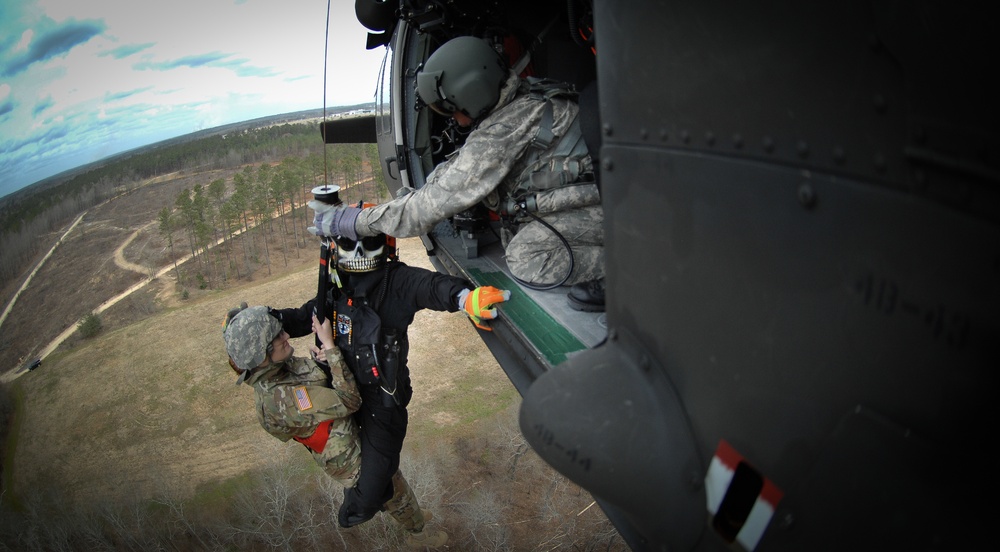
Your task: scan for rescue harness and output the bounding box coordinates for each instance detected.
[330,264,403,408]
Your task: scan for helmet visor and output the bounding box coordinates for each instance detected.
[428,99,458,117]
[416,69,459,116]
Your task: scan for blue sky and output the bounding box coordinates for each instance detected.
[0,0,386,199]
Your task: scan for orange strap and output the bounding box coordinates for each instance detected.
[293,419,333,453]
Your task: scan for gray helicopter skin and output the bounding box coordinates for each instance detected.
[323,1,998,550]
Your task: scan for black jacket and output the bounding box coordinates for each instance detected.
[272,261,469,404]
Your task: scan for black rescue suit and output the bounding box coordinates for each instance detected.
[272,261,470,527]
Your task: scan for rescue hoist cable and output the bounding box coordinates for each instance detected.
[322,0,331,190]
[313,0,340,349]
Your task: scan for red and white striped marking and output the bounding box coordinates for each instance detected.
[705,439,784,551]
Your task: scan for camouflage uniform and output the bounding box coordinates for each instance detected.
[245,347,363,486]
[383,469,426,531]
[355,70,604,285]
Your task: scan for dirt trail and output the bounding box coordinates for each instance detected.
[2,222,186,384]
[2,198,306,384]
[113,221,156,275]
[1,173,174,338]
[0,212,86,334]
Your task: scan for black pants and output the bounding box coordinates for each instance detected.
[339,398,408,527]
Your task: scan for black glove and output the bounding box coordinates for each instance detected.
[266,306,282,322]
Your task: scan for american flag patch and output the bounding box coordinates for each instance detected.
[294,386,313,411]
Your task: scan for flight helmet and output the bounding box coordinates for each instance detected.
[416,36,508,120]
[223,305,284,383]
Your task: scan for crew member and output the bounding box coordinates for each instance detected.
[310,35,605,312]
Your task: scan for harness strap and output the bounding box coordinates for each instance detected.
[529,110,588,187]
[531,100,556,150]
[523,77,577,151]
[515,98,590,199]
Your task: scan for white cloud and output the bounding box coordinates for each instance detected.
[16,29,34,51]
[0,0,385,198]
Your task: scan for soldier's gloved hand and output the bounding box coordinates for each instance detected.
[307,200,361,240]
[265,306,282,323]
[222,302,249,332]
[458,286,511,331]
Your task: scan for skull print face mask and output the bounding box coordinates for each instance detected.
[334,234,387,273]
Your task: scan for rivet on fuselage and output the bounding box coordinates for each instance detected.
[798,183,817,209]
[874,153,887,172]
[833,146,846,165]
[797,140,809,159]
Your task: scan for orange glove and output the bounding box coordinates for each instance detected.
[459,286,511,331]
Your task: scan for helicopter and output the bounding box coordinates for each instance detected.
[321,0,999,550]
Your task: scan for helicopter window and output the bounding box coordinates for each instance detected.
[376,46,392,137]
[401,26,437,188]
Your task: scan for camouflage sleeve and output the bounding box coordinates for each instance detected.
[325,347,360,414]
[254,357,359,440]
[354,98,548,238]
[254,393,296,442]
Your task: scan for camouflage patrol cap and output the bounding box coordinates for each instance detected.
[223,306,284,380]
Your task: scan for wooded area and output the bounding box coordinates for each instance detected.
[0,120,388,299]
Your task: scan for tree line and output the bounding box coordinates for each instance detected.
[161,145,388,292]
[0,121,385,297]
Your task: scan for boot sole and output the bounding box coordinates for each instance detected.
[567,294,605,312]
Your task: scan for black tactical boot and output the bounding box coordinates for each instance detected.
[567,278,605,312]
